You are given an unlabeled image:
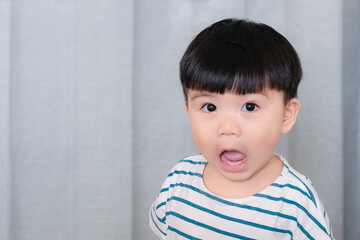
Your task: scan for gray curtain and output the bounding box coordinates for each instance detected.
[0,1,358,240]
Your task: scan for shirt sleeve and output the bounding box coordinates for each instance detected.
[149,192,168,239]
[287,178,334,240]
[149,166,176,239]
[306,198,334,240]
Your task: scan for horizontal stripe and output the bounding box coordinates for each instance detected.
[152,204,166,223]
[151,154,333,239]
[156,201,166,210]
[284,163,317,208]
[167,226,201,240]
[169,211,256,240]
[179,159,207,165]
[169,196,293,238]
[160,171,202,194]
[168,182,314,239]
[270,183,312,201]
[254,193,329,237]
[168,170,203,178]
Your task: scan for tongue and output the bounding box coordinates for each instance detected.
[220,151,245,161]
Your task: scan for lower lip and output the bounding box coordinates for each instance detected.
[220,154,247,173]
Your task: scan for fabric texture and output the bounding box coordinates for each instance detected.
[149,153,333,240]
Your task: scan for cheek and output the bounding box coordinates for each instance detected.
[247,120,282,150]
[189,117,213,149]
[189,118,205,141]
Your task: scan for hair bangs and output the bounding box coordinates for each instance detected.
[181,37,271,98]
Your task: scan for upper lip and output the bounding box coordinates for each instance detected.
[218,147,244,155]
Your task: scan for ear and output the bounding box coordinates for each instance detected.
[184,101,189,113]
[281,98,300,134]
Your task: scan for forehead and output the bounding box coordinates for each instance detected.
[187,88,284,100]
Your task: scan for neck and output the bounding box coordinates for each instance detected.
[203,155,283,199]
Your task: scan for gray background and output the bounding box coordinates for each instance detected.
[0,0,359,239]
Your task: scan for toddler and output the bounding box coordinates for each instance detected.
[149,18,333,240]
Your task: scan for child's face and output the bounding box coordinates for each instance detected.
[185,88,299,187]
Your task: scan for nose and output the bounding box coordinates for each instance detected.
[216,114,241,137]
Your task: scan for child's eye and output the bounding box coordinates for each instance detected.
[201,103,217,112]
[241,102,258,112]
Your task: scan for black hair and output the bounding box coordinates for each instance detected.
[179,18,302,103]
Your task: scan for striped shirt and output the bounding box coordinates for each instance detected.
[149,153,334,239]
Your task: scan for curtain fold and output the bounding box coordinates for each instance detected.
[343,0,360,239]
[1,1,134,239]
[0,0,11,239]
[73,1,133,239]
[0,1,358,239]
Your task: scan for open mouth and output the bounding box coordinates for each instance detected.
[219,150,247,172]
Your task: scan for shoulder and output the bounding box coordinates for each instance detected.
[149,153,206,238]
[151,153,206,204]
[269,155,333,239]
[173,153,207,172]
[163,153,206,186]
[277,155,319,208]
